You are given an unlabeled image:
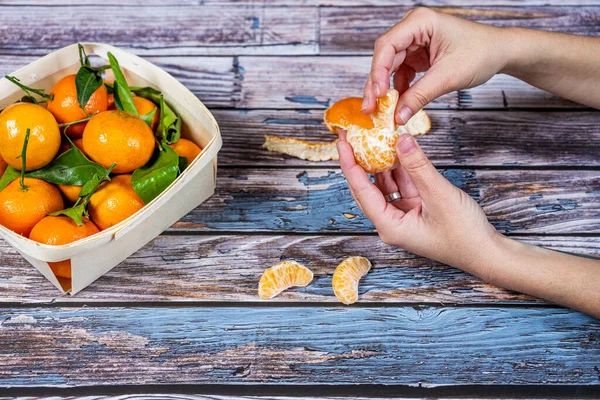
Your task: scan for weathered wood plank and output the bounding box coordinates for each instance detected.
[7,0,600,4]
[237,56,583,109]
[2,235,598,303]
[0,397,583,400]
[0,56,239,109]
[0,55,584,109]
[321,6,600,54]
[214,109,600,167]
[171,168,600,234]
[0,6,318,56]
[0,306,598,386]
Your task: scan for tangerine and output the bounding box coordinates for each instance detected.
[47,74,108,138]
[108,96,160,131]
[57,139,86,203]
[82,110,155,174]
[258,261,314,300]
[29,216,100,279]
[169,138,202,164]
[0,156,7,177]
[0,178,64,236]
[88,174,145,230]
[0,103,61,171]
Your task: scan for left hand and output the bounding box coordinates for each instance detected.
[337,132,499,278]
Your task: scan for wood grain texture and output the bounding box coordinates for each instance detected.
[9,0,600,4]
[214,109,600,167]
[0,306,598,386]
[0,56,239,109]
[170,168,600,234]
[0,54,583,109]
[0,397,585,400]
[2,235,598,304]
[237,56,582,109]
[0,5,318,56]
[320,6,600,54]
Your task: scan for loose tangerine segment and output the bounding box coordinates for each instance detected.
[324,97,374,134]
[332,256,372,305]
[258,260,314,300]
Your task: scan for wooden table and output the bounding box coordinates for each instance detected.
[1,1,599,398]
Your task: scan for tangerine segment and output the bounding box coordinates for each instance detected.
[332,256,372,305]
[0,103,61,171]
[324,97,374,134]
[30,216,100,279]
[88,174,145,231]
[47,74,108,138]
[169,138,202,164]
[82,110,155,174]
[346,89,400,174]
[258,261,314,300]
[0,178,64,236]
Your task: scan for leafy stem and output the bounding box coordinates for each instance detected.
[50,162,116,226]
[5,76,53,104]
[59,114,94,130]
[17,128,30,191]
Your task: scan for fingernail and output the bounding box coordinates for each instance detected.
[397,106,413,124]
[361,96,370,112]
[373,83,381,97]
[397,135,416,155]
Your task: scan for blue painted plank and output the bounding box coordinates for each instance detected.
[0,307,598,386]
[173,168,600,234]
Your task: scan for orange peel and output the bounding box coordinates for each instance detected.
[332,256,372,305]
[263,135,339,162]
[258,260,314,300]
[262,90,430,168]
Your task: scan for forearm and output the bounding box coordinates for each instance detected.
[482,234,600,319]
[501,27,600,109]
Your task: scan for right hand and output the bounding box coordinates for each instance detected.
[363,7,511,124]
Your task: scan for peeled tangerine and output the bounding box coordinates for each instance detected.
[332,256,372,305]
[344,89,430,174]
[258,261,314,300]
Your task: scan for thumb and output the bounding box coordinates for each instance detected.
[395,134,452,201]
[395,69,451,125]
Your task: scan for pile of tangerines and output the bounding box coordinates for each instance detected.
[0,45,202,279]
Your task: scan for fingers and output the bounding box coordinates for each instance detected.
[393,166,419,199]
[396,66,451,125]
[374,171,398,197]
[337,140,404,225]
[395,134,453,203]
[393,64,416,95]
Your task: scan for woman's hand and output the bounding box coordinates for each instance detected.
[363,7,510,124]
[338,135,600,319]
[337,133,499,279]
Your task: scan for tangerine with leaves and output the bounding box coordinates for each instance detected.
[47,74,108,138]
[0,103,61,171]
[258,261,314,300]
[0,157,7,177]
[57,139,86,203]
[111,97,160,131]
[169,138,202,164]
[332,256,372,305]
[88,174,145,230]
[83,110,155,174]
[0,178,64,236]
[29,216,100,279]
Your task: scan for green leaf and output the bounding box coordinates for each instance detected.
[0,167,20,192]
[107,52,138,116]
[75,66,103,112]
[178,156,188,172]
[49,163,116,226]
[27,146,107,186]
[132,144,179,204]
[130,88,181,144]
[50,203,86,226]
[140,107,157,129]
